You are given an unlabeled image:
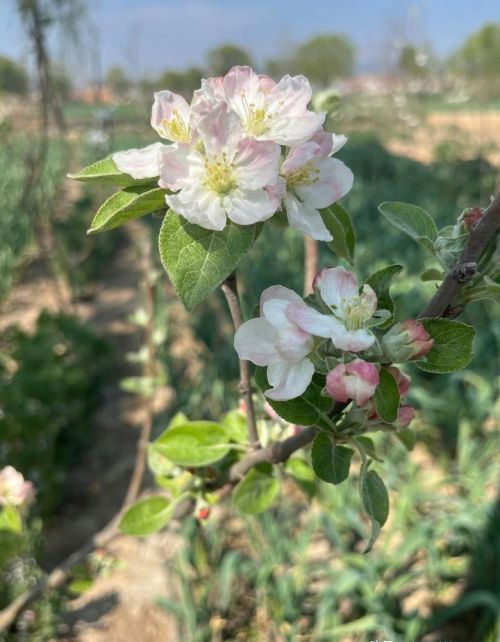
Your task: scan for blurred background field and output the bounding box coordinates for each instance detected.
[0,1,499,641]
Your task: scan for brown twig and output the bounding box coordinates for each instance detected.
[304,237,319,296]
[420,191,500,318]
[221,272,261,449]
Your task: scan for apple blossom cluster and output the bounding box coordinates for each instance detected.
[234,266,434,429]
[0,466,33,507]
[112,66,353,240]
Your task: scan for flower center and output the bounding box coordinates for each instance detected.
[286,161,321,187]
[204,157,236,195]
[341,296,373,331]
[160,110,190,143]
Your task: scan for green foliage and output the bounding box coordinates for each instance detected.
[119,496,177,536]
[206,44,253,76]
[159,211,257,309]
[88,186,166,233]
[69,156,154,187]
[292,34,355,85]
[254,368,331,426]
[365,264,403,329]
[106,66,132,97]
[153,422,232,467]
[417,318,475,374]
[0,312,111,515]
[321,202,356,263]
[374,368,400,423]
[450,22,500,78]
[360,468,390,552]
[232,464,280,514]
[378,201,438,252]
[311,432,354,484]
[0,56,29,95]
[158,67,204,98]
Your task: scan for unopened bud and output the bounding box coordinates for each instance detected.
[197,507,211,520]
[382,320,434,362]
[396,404,416,428]
[462,207,483,230]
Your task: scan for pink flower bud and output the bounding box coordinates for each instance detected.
[396,404,416,428]
[326,359,379,406]
[387,366,411,398]
[197,507,211,520]
[0,466,34,507]
[463,207,483,230]
[382,320,434,361]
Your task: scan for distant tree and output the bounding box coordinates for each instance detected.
[106,66,131,98]
[0,56,29,94]
[52,66,72,100]
[450,22,500,78]
[291,35,355,86]
[158,67,204,98]
[206,44,253,76]
[398,45,431,77]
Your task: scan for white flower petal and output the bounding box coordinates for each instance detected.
[260,286,304,316]
[113,143,166,179]
[295,157,353,209]
[315,267,359,310]
[197,102,243,158]
[151,91,191,142]
[269,112,325,147]
[265,358,315,401]
[285,195,332,241]
[234,318,278,366]
[158,144,205,191]
[224,187,278,225]
[233,138,281,190]
[166,187,226,231]
[329,326,375,352]
[286,303,346,339]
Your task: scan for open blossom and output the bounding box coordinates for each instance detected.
[326,360,379,406]
[281,131,354,241]
[234,286,315,401]
[223,66,325,146]
[151,90,193,143]
[159,103,281,230]
[382,320,434,361]
[287,267,377,352]
[0,466,34,507]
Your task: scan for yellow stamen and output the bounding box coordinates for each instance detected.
[286,161,321,187]
[204,158,236,195]
[160,109,190,142]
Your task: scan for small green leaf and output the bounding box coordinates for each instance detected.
[88,186,166,233]
[153,421,231,467]
[233,463,280,514]
[321,203,356,264]
[222,410,248,444]
[374,368,400,424]
[379,201,438,252]
[421,268,445,282]
[119,496,176,536]
[365,264,403,329]
[355,436,382,461]
[255,368,331,426]
[360,469,389,552]
[168,412,189,429]
[69,156,155,187]
[311,432,354,485]
[0,506,22,534]
[417,318,475,374]
[159,212,256,310]
[396,428,416,451]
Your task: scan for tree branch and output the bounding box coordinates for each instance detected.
[420,191,500,318]
[221,272,261,449]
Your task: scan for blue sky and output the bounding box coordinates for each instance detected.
[1,0,499,79]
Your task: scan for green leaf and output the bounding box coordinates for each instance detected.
[311,432,354,485]
[222,410,248,444]
[421,268,445,281]
[355,436,382,461]
[360,469,389,552]
[69,156,155,187]
[255,368,331,425]
[378,201,438,251]
[373,368,400,424]
[0,506,22,534]
[232,463,280,514]
[119,496,176,536]
[159,212,256,310]
[88,186,166,233]
[153,421,231,467]
[321,203,356,264]
[396,428,416,451]
[365,264,403,328]
[417,318,475,373]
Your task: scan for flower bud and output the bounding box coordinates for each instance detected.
[382,320,434,362]
[197,507,211,520]
[387,366,411,397]
[396,404,416,428]
[462,207,483,230]
[0,466,34,507]
[326,359,379,406]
